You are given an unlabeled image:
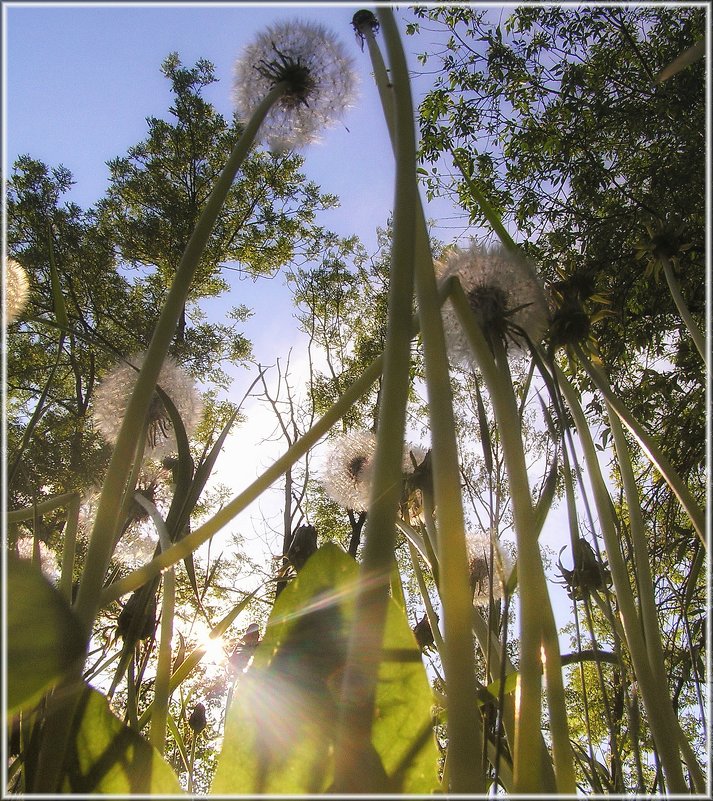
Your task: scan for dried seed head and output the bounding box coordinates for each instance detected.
[92,352,203,458]
[321,431,426,511]
[4,259,30,324]
[233,20,358,151]
[437,243,549,362]
[465,531,505,605]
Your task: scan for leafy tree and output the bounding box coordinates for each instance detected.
[409,5,705,480]
[97,53,341,376]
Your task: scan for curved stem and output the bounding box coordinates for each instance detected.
[555,364,688,793]
[360,13,485,792]
[333,8,418,790]
[574,344,705,544]
[74,81,289,636]
[659,253,707,366]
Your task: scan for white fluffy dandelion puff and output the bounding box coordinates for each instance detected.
[232,20,358,152]
[321,431,426,512]
[4,258,30,324]
[92,352,203,458]
[14,535,60,583]
[437,243,549,362]
[466,530,509,605]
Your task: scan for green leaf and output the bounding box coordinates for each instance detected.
[212,544,438,794]
[7,556,85,714]
[62,685,182,794]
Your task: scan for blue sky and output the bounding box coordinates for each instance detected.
[3,2,476,363]
[4,3,462,246]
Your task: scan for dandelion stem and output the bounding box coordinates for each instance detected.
[450,280,575,793]
[659,253,707,366]
[555,364,688,793]
[359,11,485,792]
[607,400,705,791]
[332,8,417,790]
[74,80,288,636]
[574,344,705,544]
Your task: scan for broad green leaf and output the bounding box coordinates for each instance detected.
[62,685,182,794]
[7,556,85,714]
[212,544,438,794]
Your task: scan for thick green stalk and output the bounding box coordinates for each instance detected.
[659,253,707,366]
[574,345,705,544]
[58,494,80,603]
[607,403,705,791]
[32,82,288,794]
[74,81,288,636]
[413,175,485,795]
[451,150,518,253]
[450,282,575,792]
[556,365,688,792]
[6,492,78,523]
[332,8,417,790]
[151,568,174,754]
[360,13,484,791]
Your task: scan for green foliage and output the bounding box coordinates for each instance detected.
[410,5,705,405]
[6,556,85,714]
[61,686,182,794]
[213,544,438,794]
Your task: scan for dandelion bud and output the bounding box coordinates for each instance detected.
[437,243,549,362]
[188,702,207,734]
[286,524,318,571]
[4,259,30,324]
[233,20,358,151]
[413,612,437,651]
[352,10,380,50]
[229,623,260,672]
[117,588,157,641]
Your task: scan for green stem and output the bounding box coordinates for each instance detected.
[74,80,289,636]
[555,364,688,793]
[450,281,575,792]
[58,494,80,604]
[151,568,174,754]
[451,150,518,253]
[659,253,707,366]
[574,344,705,544]
[607,403,704,791]
[361,11,485,792]
[6,492,78,523]
[332,9,417,791]
[407,541,445,655]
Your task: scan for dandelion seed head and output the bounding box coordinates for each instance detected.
[321,431,425,512]
[113,526,159,569]
[4,259,30,324]
[465,530,504,605]
[233,20,358,152]
[92,352,203,458]
[437,243,549,363]
[14,535,60,583]
[321,430,377,511]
